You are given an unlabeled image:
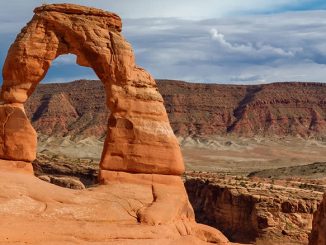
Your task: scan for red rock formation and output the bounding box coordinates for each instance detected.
[25,80,326,139]
[26,80,108,138]
[159,80,326,138]
[0,104,36,164]
[309,193,326,245]
[1,3,183,175]
[0,170,233,245]
[0,4,233,243]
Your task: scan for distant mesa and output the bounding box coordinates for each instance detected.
[25,79,326,140]
[309,193,326,245]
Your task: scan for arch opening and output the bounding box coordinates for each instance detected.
[26,53,107,187]
[42,54,99,84]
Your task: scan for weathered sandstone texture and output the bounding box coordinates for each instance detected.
[0,104,37,162]
[185,172,323,244]
[1,3,183,175]
[0,170,233,245]
[160,80,326,138]
[0,4,233,244]
[309,193,326,245]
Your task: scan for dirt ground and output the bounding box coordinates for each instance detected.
[38,136,326,176]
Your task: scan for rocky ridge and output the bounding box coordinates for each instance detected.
[25,80,326,139]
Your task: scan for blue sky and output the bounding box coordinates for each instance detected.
[1,1,326,84]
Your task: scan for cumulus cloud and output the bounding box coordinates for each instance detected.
[209,28,295,57]
[124,11,326,83]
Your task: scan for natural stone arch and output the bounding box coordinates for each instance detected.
[0,5,235,241]
[0,4,184,177]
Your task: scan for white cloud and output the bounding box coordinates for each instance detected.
[52,54,76,66]
[124,11,326,83]
[209,28,295,57]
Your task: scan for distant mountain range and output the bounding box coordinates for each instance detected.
[25,80,326,139]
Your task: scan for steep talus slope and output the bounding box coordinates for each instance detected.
[25,80,326,139]
[26,80,108,138]
[230,82,326,136]
[156,80,247,136]
[159,80,326,137]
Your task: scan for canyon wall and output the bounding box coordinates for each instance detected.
[184,174,323,244]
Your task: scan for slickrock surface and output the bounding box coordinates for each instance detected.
[25,80,326,139]
[185,172,323,245]
[309,193,326,245]
[0,170,233,245]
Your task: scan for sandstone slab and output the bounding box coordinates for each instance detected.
[0,170,233,245]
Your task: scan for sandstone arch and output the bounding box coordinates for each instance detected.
[0,4,184,177]
[0,5,234,242]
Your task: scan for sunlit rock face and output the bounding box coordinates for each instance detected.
[0,3,184,176]
[0,4,235,244]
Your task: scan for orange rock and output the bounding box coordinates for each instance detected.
[0,170,234,245]
[0,3,184,175]
[0,6,241,244]
[309,193,326,245]
[0,104,36,162]
[100,170,195,225]
[0,159,34,174]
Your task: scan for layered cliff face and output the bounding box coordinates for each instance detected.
[309,193,326,245]
[185,173,323,244]
[25,80,326,139]
[27,81,108,138]
[159,80,326,138]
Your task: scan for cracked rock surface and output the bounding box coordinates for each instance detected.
[0,170,233,245]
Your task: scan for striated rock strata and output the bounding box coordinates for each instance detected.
[25,80,326,139]
[0,170,232,245]
[1,3,183,175]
